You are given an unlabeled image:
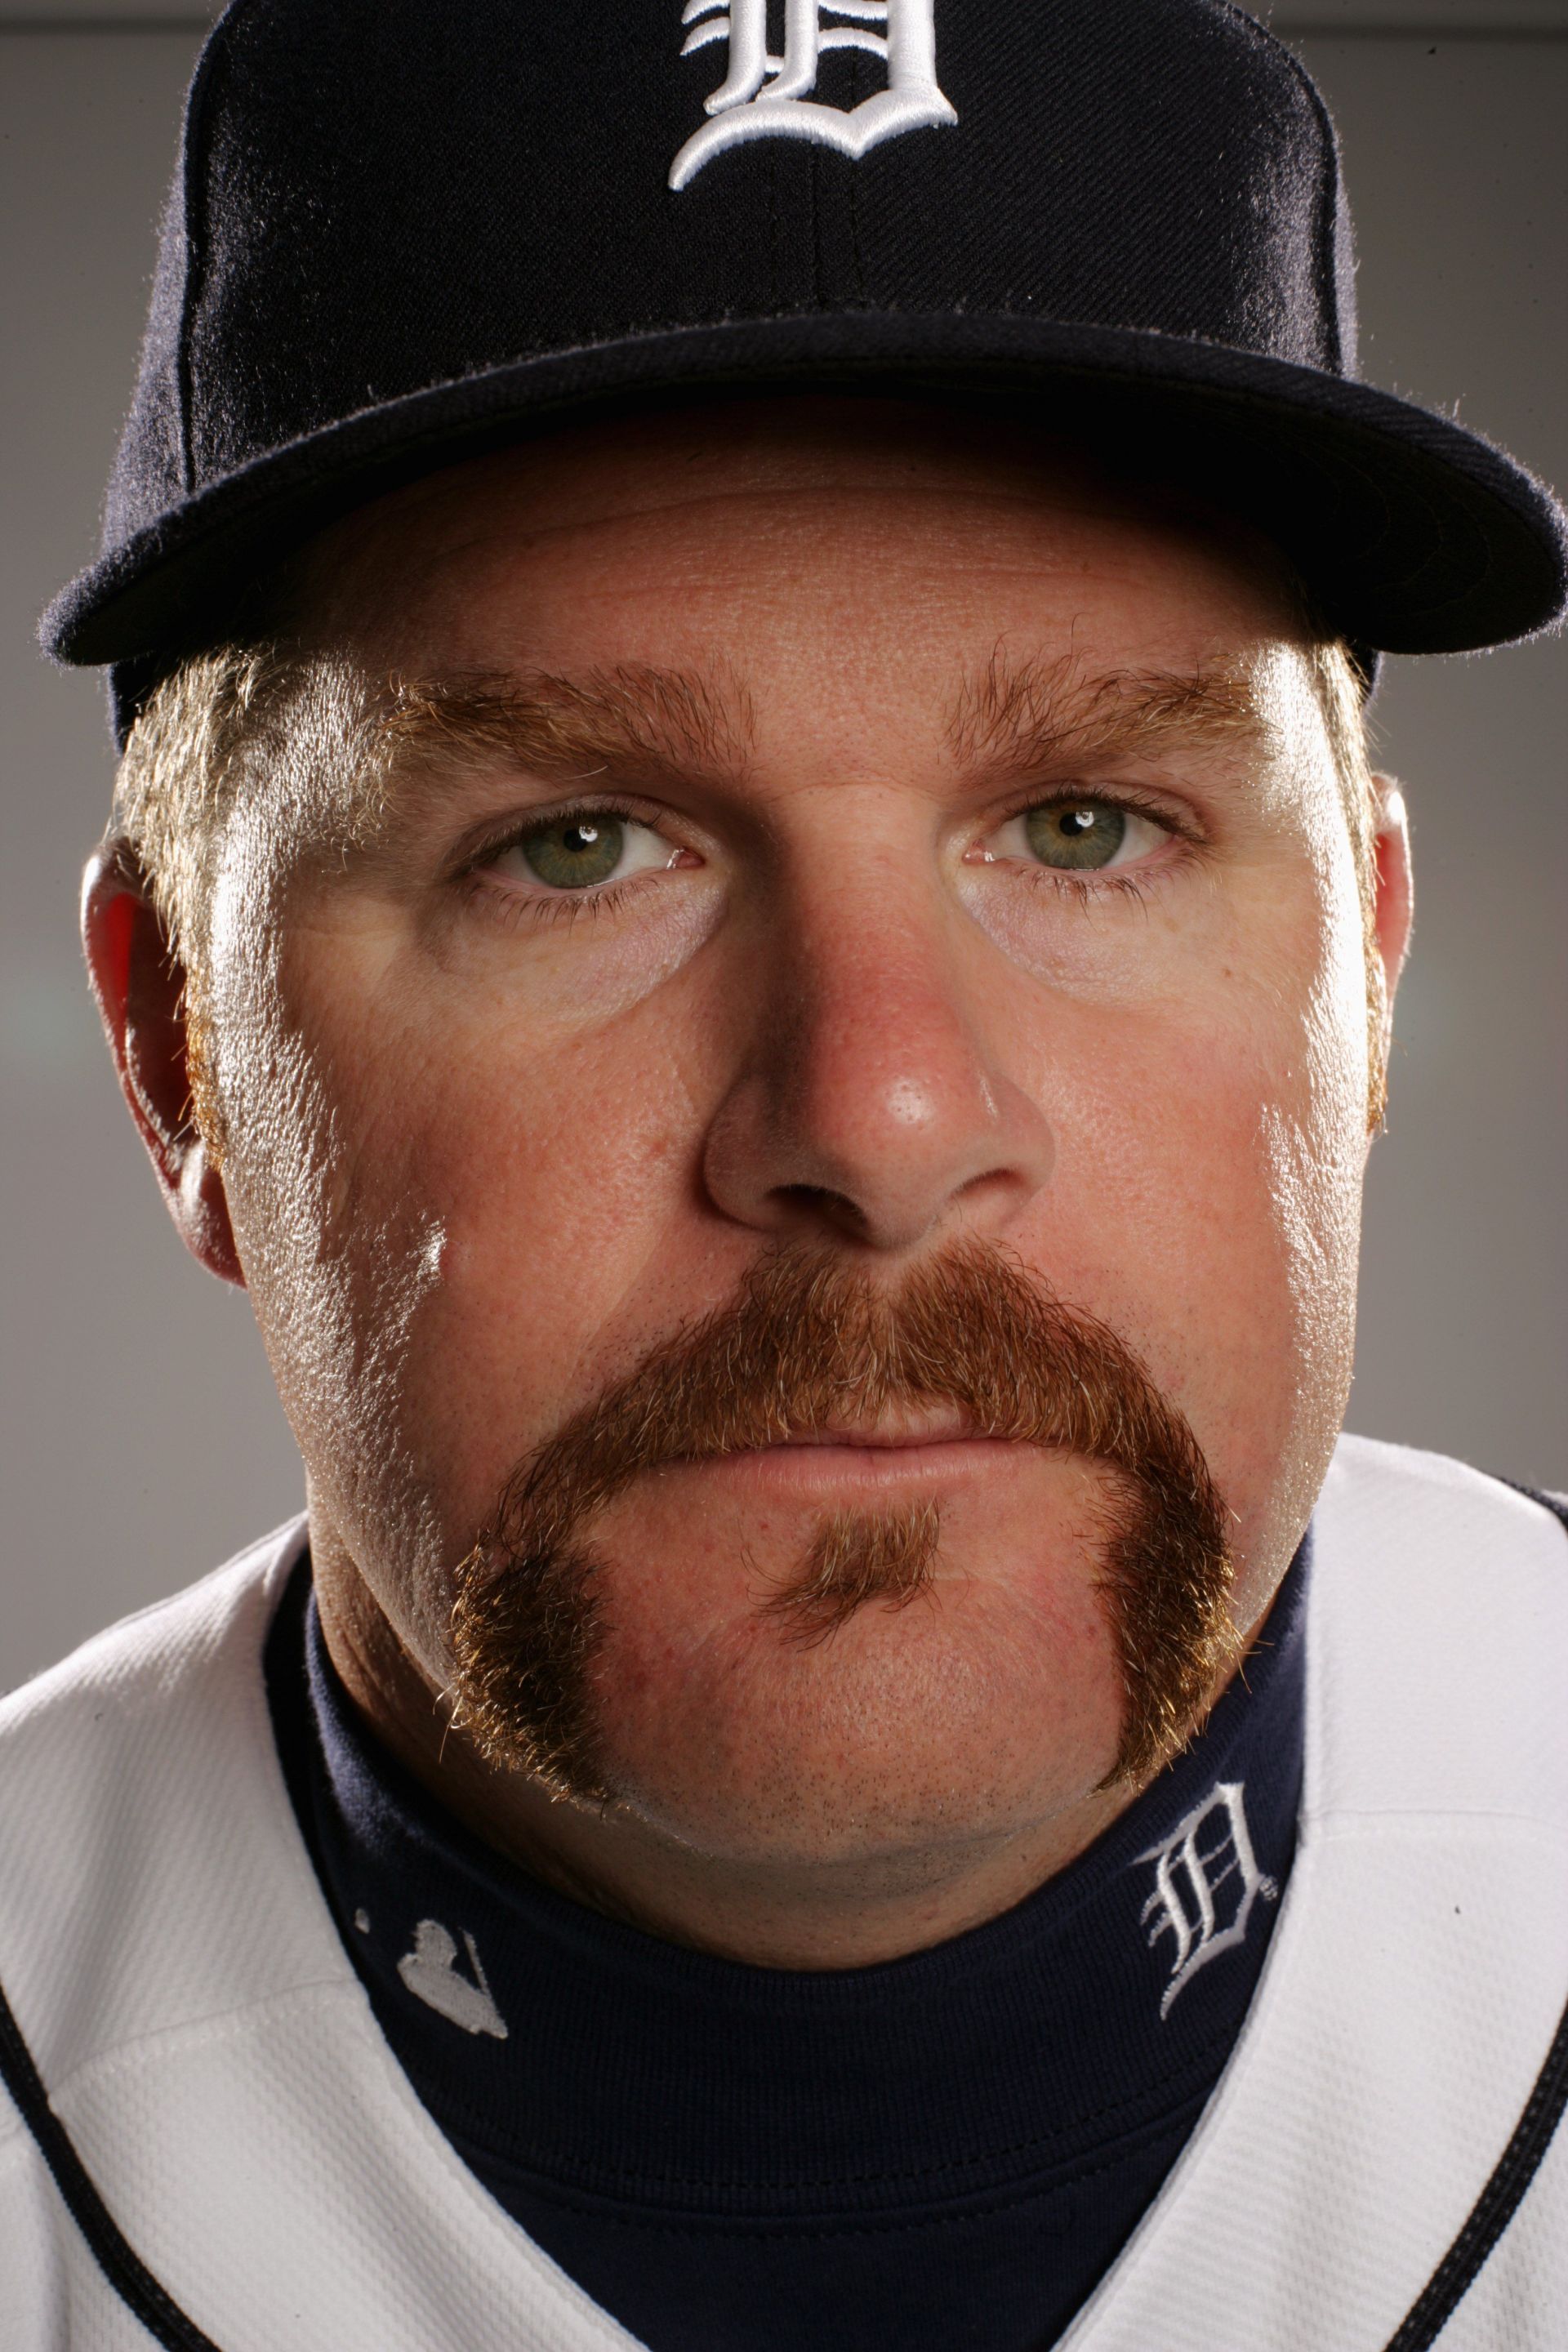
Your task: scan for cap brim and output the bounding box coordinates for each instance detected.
[43,310,1568,674]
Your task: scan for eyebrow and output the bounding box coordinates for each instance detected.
[376,663,755,788]
[947,652,1266,776]
[355,652,1259,846]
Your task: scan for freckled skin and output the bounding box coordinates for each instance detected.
[86,399,1412,1969]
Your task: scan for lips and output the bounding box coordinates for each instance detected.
[766,1407,978,1452]
[678,1415,1013,1499]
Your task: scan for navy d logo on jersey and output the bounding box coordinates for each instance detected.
[670,0,957,189]
[1137,1782,1280,2020]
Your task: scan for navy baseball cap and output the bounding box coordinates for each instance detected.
[40,0,1568,741]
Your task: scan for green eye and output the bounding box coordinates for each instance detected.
[520,815,626,890]
[1023,803,1129,871]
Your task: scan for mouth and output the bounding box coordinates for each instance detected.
[675,1410,1018,1498]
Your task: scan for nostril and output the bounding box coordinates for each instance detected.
[772,1184,871,1241]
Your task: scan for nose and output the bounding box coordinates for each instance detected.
[702,871,1054,1254]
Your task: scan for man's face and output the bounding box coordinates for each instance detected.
[201,399,1387,1874]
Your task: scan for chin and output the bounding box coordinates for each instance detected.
[583,1560,1127,1869]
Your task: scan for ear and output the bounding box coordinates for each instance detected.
[1364,774,1413,1133]
[81,845,246,1288]
[1370,773,1414,1009]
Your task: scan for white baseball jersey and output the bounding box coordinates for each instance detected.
[1,1435,1565,2350]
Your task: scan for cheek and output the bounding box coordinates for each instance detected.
[998,901,1367,1583]
[254,956,719,1542]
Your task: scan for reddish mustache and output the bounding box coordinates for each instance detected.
[450,1242,1237,1802]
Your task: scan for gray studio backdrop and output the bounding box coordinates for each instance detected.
[3,5,1566,1689]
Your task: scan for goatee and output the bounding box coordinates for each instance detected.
[450,1242,1236,1805]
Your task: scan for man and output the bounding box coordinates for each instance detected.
[3,2,1565,2347]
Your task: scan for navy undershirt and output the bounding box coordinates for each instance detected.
[266,1539,1307,2352]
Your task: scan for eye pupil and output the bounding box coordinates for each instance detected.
[1024,800,1129,872]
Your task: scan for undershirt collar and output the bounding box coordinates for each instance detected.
[267,1538,1308,2349]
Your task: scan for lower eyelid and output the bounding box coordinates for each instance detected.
[466,846,697,928]
[464,870,640,932]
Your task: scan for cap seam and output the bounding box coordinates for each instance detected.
[1214,1,1350,376]
[169,5,241,500]
[172,0,278,500]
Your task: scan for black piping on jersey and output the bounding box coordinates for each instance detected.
[1377,1480,1568,2352]
[0,1487,1564,2352]
[0,1972,221,2352]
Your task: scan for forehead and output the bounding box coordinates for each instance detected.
[283,395,1307,684]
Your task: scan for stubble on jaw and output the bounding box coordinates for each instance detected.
[448,1242,1238,1810]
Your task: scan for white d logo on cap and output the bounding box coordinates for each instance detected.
[670,0,957,191]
